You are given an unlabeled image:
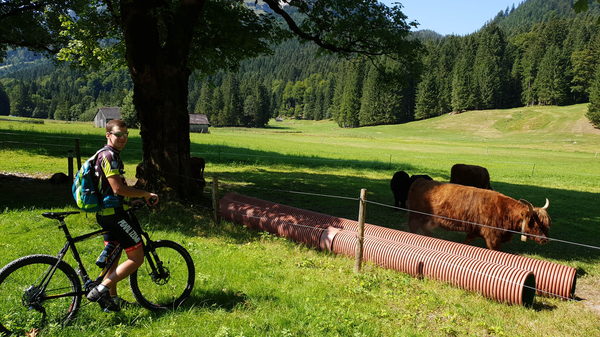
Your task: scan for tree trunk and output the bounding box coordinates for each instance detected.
[120,0,205,200]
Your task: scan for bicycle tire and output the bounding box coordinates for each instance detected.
[129,240,195,311]
[0,254,82,335]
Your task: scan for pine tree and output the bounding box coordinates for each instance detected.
[121,90,139,128]
[211,87,224,126]
[359,62,403,126]
[451,36,478,111]
[9,82,34,117]
[331,67,346,126]
[221,73,242,126]
[339,59,364,127]
[474,23,508,109]
[414,71,438,120]
[586,63,600,127]
[437,36,461,113]
[534,45,569,105]
[570,48,597,103]
[196,85,214,120]
[281,81,295,117]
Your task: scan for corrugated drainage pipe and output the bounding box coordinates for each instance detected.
[220,194,535,306]
[219,196,327,248]
[347,224,576,299]
[331,229,536,306]
[219,193,576,300]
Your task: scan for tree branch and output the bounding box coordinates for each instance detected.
[261,0,359,54]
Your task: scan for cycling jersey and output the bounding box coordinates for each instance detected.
[94,145,130,216]
[93,145,141,250]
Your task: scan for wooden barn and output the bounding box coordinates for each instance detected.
[94,107,122,128]
[189,114,210,133]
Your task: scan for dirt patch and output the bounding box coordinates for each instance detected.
[572,117,600,135]
[575,278,600,315]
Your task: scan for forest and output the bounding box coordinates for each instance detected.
[2,0,600,128]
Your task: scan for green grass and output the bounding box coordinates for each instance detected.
[1,104,600,336]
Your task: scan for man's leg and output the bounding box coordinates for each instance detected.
[104,250,122,297]
[101,246,144,288]
[88,246,143,311]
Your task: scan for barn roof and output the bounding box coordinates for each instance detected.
[96,107,122,119]
[189,113,210,125]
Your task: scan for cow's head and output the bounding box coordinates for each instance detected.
[519,199,550,244]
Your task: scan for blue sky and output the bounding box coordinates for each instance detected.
[381,1,519,36]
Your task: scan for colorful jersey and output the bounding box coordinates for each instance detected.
[94,145,130,214]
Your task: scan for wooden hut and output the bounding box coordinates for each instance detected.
[94,107,122,128]
[189,114,210,133]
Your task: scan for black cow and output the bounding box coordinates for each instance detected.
[390,171,433,209]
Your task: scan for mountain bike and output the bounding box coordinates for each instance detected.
[0,202,195,335]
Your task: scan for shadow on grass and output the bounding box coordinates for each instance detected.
[0,173,73,210]
[2,129,599,264]
[184,289,259,312]
[212,169,600,264]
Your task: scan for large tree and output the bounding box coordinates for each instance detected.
[3,0,422,199]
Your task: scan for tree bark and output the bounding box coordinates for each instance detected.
[120,0,205,200]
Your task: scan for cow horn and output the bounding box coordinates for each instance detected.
[519,199,534,213]
[542,198,549,210]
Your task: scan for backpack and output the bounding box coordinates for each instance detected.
[72,148,108,212]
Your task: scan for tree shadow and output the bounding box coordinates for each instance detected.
[0,173,73,209]
[2,128,599,264]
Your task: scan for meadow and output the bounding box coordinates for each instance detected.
[0,103,599,336]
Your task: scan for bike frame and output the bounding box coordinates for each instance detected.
[36,211,165,302]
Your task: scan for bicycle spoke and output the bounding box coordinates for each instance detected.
[0,255,81,335]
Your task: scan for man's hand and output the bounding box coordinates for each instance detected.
[145,193,159,206]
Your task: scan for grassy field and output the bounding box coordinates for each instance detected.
[1,104,600,336]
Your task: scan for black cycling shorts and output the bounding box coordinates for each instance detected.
[96,211,142,252]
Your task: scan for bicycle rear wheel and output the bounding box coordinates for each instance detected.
[0,254,82,335]
[130,240,195,311]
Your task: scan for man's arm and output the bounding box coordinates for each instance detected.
[107,176,158,205]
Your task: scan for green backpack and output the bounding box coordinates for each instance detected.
[72,148,108,212]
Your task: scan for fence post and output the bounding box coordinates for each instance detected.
[354,188,367,273]
[68,150,74,182]
[212,176,221,224]
[75,138,82,170]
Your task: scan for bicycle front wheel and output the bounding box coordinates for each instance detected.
[130,240,195,311]
[0,254,82,335]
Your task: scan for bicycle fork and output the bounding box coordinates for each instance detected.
[142,237,170,285]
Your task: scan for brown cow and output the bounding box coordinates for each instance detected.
[450,163,493,190]
[407,179,550,251]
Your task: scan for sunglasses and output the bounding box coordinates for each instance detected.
[110,131,129,138]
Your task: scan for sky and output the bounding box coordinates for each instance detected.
[381,1,520,36]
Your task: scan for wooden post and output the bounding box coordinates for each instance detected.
[75,138,82,170]
[68,150,74,182]
[531,163,535,177]
[354,188,367,273]
[212,177,221,224]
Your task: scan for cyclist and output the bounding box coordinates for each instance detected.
[86,119,158,312]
